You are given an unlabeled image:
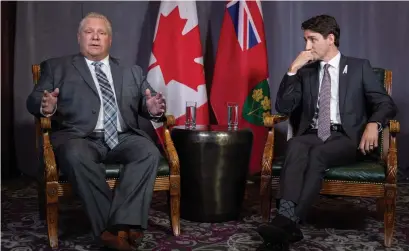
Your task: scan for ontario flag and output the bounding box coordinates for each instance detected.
[210,0,271,174]
[147,1,209,146]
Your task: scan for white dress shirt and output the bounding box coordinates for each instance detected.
[287,52,342,125]
[84,56,126,132]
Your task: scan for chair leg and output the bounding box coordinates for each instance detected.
[46,183,59,249]
[260,175,272,222]
[169,174,181,236]
[47,203,59,248]
[384,185,397,247]
[169,192,180,236]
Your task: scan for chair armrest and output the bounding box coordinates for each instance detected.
[263,114,289,128]
[40,117,52,129]
[38,117,58,183]
[162,115,180,197]
[386,120,399,185]
[260,114,285,178]
[260,114,288,177]
[164,115,176,127]
[162,115,180,176]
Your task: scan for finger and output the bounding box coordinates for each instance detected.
[52,88,60,97]
[43,90,50,97]
[365,140,371,153]
[361,139,366,155]
[145,89,152,99]
[374,137,379,148]
[359,140,365,154]
[157,97,166,104]
[155,92,163,100]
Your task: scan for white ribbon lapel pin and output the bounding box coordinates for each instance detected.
[343,65,348,74]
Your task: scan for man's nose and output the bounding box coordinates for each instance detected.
[91,33,100,40]
[305,41,312,51]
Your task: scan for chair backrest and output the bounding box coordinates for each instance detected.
[287,67,392,161]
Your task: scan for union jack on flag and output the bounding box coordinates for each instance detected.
[227,0,263,51]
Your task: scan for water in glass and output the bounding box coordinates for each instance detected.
[185,101,197,129]
[227,102,238,130]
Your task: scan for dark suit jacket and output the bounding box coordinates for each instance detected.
[27,53,164,149]
[275,54,397,145]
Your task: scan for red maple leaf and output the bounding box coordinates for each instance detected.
[149,7,204,91]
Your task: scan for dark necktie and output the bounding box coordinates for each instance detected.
[92,61,118,149]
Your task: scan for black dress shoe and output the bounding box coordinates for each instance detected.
[257,215,303,244]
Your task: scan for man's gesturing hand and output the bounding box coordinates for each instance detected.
[41,88,59,115]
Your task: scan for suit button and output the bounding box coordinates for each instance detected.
[92,110,96,114]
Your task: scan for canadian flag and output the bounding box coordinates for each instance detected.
[147,0,209,146]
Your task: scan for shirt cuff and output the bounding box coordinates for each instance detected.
[149,110,163,118]
[40,105,57,117]
[287,72,296,76]
[376,122,383,132]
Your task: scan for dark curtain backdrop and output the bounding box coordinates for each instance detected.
[2,1,18,179]
[2,1,408,180]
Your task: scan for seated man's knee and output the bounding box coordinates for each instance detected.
[134,138,161,164]
[56,139,91,169]
[287,137,306,152]
[308,147,327,171]
[146,144,161,164]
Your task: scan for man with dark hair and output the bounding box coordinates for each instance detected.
[257,14,397,245]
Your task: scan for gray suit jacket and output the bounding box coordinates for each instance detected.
[27,53,164,149]
[275,55,397,145]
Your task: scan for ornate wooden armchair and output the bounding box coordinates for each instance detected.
[32,64,181,249]
[260,68,400,247]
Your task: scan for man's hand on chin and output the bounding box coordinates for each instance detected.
[358,122,379,155]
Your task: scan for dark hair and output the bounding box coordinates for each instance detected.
[301,15,340,47]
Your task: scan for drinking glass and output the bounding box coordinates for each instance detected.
[227,102,239,130]
[185,101,197,129]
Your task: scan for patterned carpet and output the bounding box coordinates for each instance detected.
[1,176,409,251]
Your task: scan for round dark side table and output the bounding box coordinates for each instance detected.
[170,125,253,222]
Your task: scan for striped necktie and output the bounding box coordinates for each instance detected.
[92,61,118,149]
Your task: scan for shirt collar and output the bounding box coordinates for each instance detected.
[84,55,110,67]
[320,51,341,70]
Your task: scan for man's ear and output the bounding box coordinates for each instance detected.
[328,34,335,45]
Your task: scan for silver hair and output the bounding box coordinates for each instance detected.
[78,12,112,36]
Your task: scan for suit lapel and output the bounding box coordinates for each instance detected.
[338,55,348,114]
[309,62,320,113]
[72,54,99,97]
[109,57,123,107]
